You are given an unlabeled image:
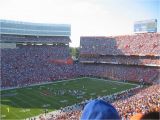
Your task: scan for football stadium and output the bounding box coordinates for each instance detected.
[0,18,160,120]
[1,1,160,119]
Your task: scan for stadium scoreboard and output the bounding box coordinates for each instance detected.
[134,19,157,33]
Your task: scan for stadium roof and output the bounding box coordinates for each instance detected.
[0,20,71,36]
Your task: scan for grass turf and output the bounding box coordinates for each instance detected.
[1,77,138,119]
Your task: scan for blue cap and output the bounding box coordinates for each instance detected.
[81,99,120,120]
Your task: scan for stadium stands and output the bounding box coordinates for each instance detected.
[1,45,80,88]
[80,33,160,63]
[1,33,159,88]
[79,64,159,83]
[79,33,160,83]
[0,20,79,88]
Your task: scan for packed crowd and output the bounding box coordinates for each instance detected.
[39,84,160,120]
[80,64,159,83]
[80,33,160,66]
[1,45,79,88]
[113,84,160,119]
[80,33,160,56]
[79,33,160,84]
[1,47,159,88]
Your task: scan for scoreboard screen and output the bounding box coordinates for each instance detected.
[134,19,157,33]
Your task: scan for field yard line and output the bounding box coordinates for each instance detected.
[84,77,139,86]
[14,92,52,118]
[18,92,44,105]
[18,89,68,113]
[19,91,60,108]
[14,96,35,117]
[18,92,55,110]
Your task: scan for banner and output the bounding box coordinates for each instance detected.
[49,57,73,64]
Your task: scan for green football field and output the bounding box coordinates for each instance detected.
[1,77,138,119]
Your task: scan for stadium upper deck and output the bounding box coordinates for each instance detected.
[0,20,71,43]
[80,33,160,67]
[80,33,159,56]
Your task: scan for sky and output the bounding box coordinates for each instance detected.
[0,0,159,47]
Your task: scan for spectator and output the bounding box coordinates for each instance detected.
[80,99,120,120]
